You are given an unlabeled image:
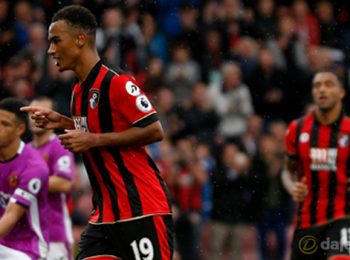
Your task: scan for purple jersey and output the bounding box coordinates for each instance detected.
[30,134,74,245]
[0,142,49,260]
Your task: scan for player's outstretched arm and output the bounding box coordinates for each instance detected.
[20,106,75,130]
[0,202,26,237]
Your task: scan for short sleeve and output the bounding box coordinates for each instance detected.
[110,75,158,126]
[11,165,48,208]
[52,147,74,181]
[285,120,298,158]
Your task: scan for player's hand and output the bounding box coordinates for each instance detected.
[59,129,98,153]
[20,106,63,129]
[290,176,308,203]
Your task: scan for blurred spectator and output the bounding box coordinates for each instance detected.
[222,0,242,49]
[250,133,291,260]
[292,0,320,46]
[0,0,19,66]
[35,58,74,117]
[254,0,277,41]
[230,36,259,81]
[209,143,251,260]
[241,114,264,156]
[139,12,168,66]
[178,3,202,63]
[97,6,136,71]
[11,77,34,99]
[175,82,220,143]
[141,57,166,99]
[96,6,123,52]
[153,87,183,139]
[170,138,208,260]
[267,15,308,72]
[316,0,341,48]
[249,47,287,121]
[19,22,47,68]
[13,1,33,48]
[200,28,227,83]
[239,7,257,38]
[165,42,201,103]
[209,62,254,142]
[195,143,216,222]
[1,55,33,99]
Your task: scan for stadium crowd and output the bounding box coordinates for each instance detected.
[1,0,350,259]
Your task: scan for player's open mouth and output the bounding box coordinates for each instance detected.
[52,56,59,62]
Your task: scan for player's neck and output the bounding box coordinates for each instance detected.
[32,131,54,148]
[0,139,22,162]
[75,49,100,83]
[315,103,342,125]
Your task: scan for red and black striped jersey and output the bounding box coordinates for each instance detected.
[70,60,172,223]
[285,112,350,229]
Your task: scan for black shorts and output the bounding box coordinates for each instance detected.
[76,215,174,260]
[291,218,350,260]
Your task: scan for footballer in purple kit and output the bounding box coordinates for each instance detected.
[0,97,50,260]
[29,96,75,260]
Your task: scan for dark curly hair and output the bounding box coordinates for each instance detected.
[52,5,97,36]
[0,97,28,126]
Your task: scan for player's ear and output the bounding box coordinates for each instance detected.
[75,33,86,48]
[16,122,26,137]
[340,86,346,99]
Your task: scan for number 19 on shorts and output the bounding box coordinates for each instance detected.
[130,237,154,260]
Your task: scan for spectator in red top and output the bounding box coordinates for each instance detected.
[292,0,320,46]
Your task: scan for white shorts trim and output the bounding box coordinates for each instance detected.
[0,244,31,260]
[47,242,69,260]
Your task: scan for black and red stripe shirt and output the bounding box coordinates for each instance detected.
[285,112,350,229]
[70,60,172,223]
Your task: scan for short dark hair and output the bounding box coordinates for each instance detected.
[0,97,28,125]
[31,96,56,111]
[52,5,97,36]
[314,70,344,88]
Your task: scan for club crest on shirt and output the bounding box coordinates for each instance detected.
[8,173,18,187]
[126,81,140,96]
[42,152,49,162]
[136,95,152,112]
[339,134,349,147]
[89,89,100,109]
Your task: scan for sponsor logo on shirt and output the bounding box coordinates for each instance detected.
[310,148,337,171]
[73,116,89,132]
[125,81,141,96]
[89,89,100,109]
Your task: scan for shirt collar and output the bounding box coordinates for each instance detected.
[313,110,344,128]
[80,60,102,88]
